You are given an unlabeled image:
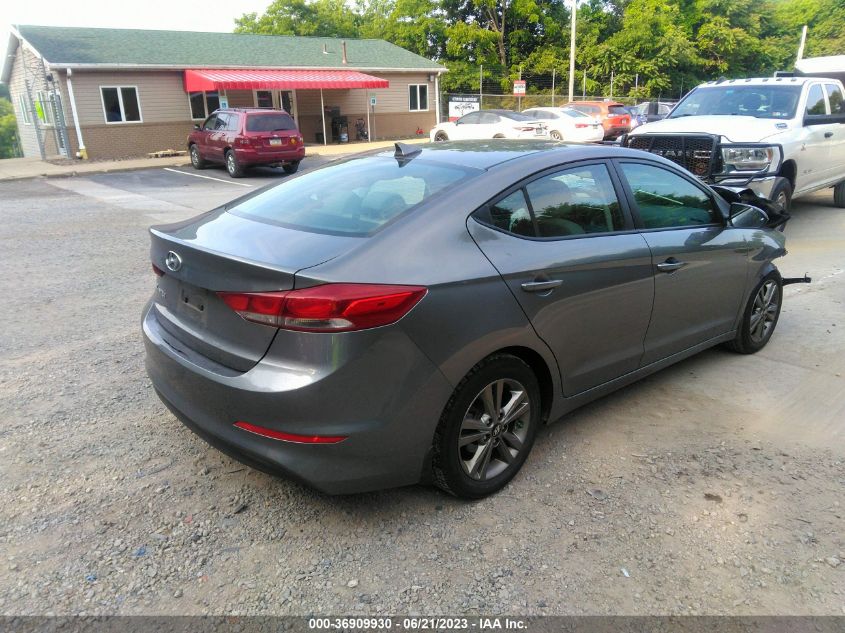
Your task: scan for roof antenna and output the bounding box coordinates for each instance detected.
[394,142,422,165]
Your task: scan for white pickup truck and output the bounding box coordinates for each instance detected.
[623,77,845,210]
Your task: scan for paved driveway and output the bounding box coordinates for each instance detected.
[0,166,843,616]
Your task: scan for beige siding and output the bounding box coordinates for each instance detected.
[226,90,254,108]
[7,42,62,158]
[70,70,190,125]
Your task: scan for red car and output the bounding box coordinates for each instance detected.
[566,101,632,140]
[188,108,305,178]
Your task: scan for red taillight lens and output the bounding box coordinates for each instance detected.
[217,284,427,332]
[514,126,535,132]
[574,123,589,128]
[234,421,346,444]
[152,264,165,277]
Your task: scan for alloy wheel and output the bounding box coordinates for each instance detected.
[458,379,531,481]
[227,153,236,175]
[191,146,199,167]
[749,280,779,344]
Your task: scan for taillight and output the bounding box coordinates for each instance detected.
[217,284,427,332]
[574,123,589,129]
[514,126,535,132]
[152,264,165,277]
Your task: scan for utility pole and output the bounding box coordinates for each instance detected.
[635,73,639,100]
[518,65,522,110]
[551,68,556,106]
[479,64,483,109]
[583,71,586,99]
[610,70,614,99]
[568,0,576,103]
[796,24,808,64]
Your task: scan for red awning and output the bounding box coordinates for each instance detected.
[184,69,389,92]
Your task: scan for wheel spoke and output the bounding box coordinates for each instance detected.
[496,441,515,464]
[750,311,764,330]
[462,417,488,431]
[502,431,523,452]
[459,431,489,447]
[481,385,498,422]
[500,390,528,426]
[468,440,493,479]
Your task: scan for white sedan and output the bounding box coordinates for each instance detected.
[430,110,548,141]
[520,107,604,142]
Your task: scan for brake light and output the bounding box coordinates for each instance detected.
[217,284,427,332]
[574,123,589,128]
[234,421,347,444]
[514,126,535,131]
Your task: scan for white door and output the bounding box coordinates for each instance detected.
[797,83,833,193]
[824,83,845,180]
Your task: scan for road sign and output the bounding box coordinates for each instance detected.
[370,95,377,106]
[513,80,526,96]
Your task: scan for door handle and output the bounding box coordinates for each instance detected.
[521,279,563,292]
[656,258,687,273]
[824,131,834,138]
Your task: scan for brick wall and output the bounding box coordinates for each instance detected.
[78,121,196,159]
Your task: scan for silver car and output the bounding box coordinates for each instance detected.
[143,141,788,498]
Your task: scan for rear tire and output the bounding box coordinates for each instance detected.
[189,144,207,170]
[225,150,244,178]
[834,181,845,208]
[434,131,449,142]
[726,272,782,354]
[770,177,792,213]
[550,130,563,141]
[432,354,540,499]
[283,161,300,175]
[493,134,506,139]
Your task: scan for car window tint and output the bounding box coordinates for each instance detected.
[487,189,534,237]
[203,114,218,131]
[620,163,718,229]
[229,157,478,236]
[247,113,297,132]
[608,105,627,114]
[458,112,481,124]
[825,84,844,114]
[806,84,827,115]
[479,112,500,124]
[526,164,624,237]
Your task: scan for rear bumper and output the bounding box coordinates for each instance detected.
[603,126,630,139]
[234,146,305,166]
[142,303,452,494]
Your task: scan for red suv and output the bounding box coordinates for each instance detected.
[566,101,631,139]
[188,108,305,178]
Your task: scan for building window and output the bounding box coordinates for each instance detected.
[409,84,429,112]
[255,90,273,108]
[18,95,31,125]
[101,86,142,123]
[35,91,54,126]
[189,91,220,120]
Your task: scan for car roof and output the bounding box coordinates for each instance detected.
[215,108,292,114]
[569,101,624,107]
[697,77,813,88]
[374,140,663,170]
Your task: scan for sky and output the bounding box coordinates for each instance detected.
[2,0,272,38]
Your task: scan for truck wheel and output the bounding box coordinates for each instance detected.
[834,181,845,208]
[770,177,792,212]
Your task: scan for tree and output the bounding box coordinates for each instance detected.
[235,0,361,37]
[0,98,22,159]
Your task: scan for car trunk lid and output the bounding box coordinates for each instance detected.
[149,209,361,371]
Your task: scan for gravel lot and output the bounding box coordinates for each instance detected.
[0,161,843,616]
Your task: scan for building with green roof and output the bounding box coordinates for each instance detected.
[2,25,446,160]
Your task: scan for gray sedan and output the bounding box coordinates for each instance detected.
[143,141,787,498]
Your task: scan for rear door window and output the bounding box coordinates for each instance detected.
[246,113,297,132]
[526,164,625,237]
[825,84,844,114]
[229,157,478,236]
[806,84,828,115]
[620,162,718,229]
[486,189,534,237]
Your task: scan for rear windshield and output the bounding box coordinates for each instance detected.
[228,156,479,236]
[560,108,590,119]
[246,113,297,132]
[608,105,628,114]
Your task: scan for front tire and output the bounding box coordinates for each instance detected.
[726,272,782,354]
[834,181,845,208]
[189,144,207,169]
[225,150,244,178]
[432,354,540,499]
[434,131,449,142]
[770,177,792,213]
[283,161,300,175]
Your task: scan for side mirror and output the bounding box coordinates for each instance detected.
[729,202,769,228]
[193,123,201,130]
